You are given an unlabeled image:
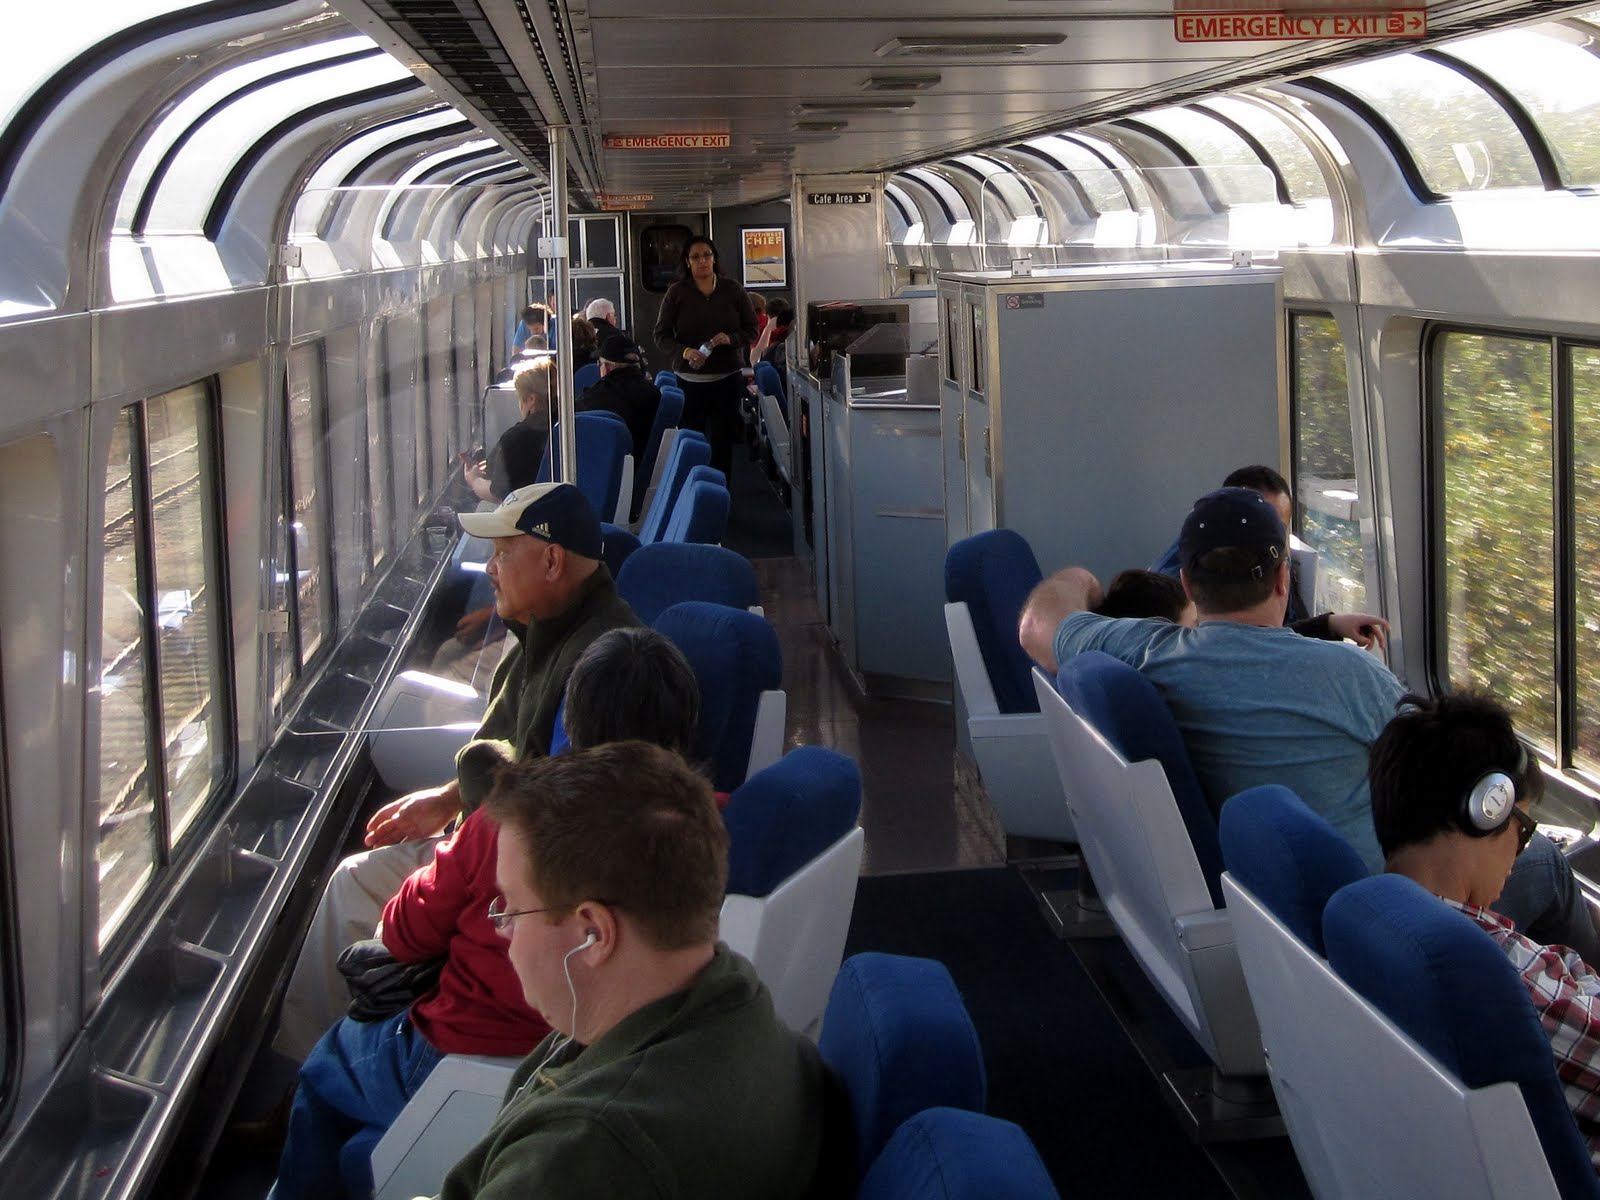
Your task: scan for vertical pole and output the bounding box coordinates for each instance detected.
[548,125,576,484]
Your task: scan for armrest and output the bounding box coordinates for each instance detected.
[1174,907,1236,953]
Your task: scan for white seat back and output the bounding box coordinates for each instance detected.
[719,825,866,1040]
[371,1053,521,1200]
[758,391,791,484]
[945,603,1072,842]
[1223,873,1558,1199]
[369,670,489,791]
[1032,668,1262,1074]
[483,384,519,447]
[744,689,786,781]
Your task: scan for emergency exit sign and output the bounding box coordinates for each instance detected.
[1175,8,1426,40]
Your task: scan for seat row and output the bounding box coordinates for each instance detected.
[944,528,1597,1195]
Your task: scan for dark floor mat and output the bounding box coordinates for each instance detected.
[723,442,794,559]
[843,867,1234,1199]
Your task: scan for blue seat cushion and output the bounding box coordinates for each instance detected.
[1218,784,1368,955]
[943,530,1043,716]
[722,746,861,897]
[860,1108,1060,1200]
[1325,874,1600,1198]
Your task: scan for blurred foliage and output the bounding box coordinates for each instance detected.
[1438,331,1555,744]
[1292,315,1366,612]
[1570,346,1600,765]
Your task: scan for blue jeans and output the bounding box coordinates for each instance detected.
[273,1012,444,1200]
[1493,832,1600,965]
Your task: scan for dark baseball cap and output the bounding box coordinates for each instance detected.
[598,332,641,366]
[457,482,603,559]
[1178,487,1286,581]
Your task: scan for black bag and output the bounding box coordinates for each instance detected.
[335,939,445,1022]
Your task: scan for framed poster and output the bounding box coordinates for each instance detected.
[740,225,788,289]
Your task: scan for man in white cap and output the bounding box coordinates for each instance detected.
[270,483,638,1064]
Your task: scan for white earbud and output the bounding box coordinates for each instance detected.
[574,931,598,953]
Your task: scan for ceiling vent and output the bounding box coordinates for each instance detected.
[862,73,941,92]
[793,119,848,133]
[876,34,1066,58]
[794,98,916,115]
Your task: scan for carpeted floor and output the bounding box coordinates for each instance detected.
[723,439,794,560]
[843,866,1238,1199]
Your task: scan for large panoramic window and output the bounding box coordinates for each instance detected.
[96,383,232,948]
[1433,329,1555,745]
[1291,314,1367,614]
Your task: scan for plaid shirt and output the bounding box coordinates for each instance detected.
[1446,899,1600,1167]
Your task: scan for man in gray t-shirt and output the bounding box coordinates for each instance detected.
[1019,487,1600,958]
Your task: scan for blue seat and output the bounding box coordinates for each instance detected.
[1325,874,1600,1199]
[723,745,861,897]
[635,385,685,514]
[650,600,781,791]
[1056,651,1223,905]
[535,412,633,524]
[662,479,730,544]
[684,463,725,490]
[718,747,863,1039]
[573,361,600,395]
[615,542,760,627]
[654,370,679,390]
[638,432,711,544]
[943,530,1043,716]
[941,529,1067,842]
[598,522,640,580]
[1218,784,1368,955]
[860,1109,1060,1200]
[819,953,987,1175]
[754,360,786,413]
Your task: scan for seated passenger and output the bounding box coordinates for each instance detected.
[270,485,638,1064]
[468,358,554,505]
[438,742,845,1199]
[1019,487,1600,961]
[576,332,660,464]
[569,313,599,374]
[493,344,549,384]
[1371,691,1600,1167]
[270,627,700,1198]
[1151,464,1386,644]
[1093,568,1195,625]
[583,296,623,344]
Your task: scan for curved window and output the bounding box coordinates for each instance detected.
[1291,314,1365,612]
[115,36,378,233]
[1318,56,1541,193]
[1440,25,1600,189]
[1026,134,1133,213]
[1199,95,1329,203]
[1,2,210,133]
[137,52,411,234]
[1133,106,1275,206]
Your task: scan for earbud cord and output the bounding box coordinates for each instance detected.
[515,935,591,1100]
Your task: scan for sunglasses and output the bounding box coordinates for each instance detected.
[1508,805,1538,855]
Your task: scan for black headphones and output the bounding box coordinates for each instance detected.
[1461,742,1528,836]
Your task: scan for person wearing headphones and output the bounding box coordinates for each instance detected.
[440,741,847,1199]
[1371,691,1600,1164]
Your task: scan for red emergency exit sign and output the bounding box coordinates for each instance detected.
[1174,8,1426,40]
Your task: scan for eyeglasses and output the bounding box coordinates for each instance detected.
[1509,805,1538,856]
[486,896,565,933]
[686,252,715,261]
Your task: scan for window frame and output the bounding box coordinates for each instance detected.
[98,380,237,964]
[274,342,337,716]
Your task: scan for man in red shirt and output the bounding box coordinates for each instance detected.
[271,628,701,1200]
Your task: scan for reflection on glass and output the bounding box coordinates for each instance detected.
[1443,28,1600,189]
[1201,95,1330,202]
[1320,56,1541,193]
[368,334,391,567]
[969,305,985,395]
[1569,345,1600,767]
[1291,314,1366,613]
[145,384,225,839]
[1437,330,1555,744]
[1137,107,1271,207]
[288,345,330,666]
[98,411,157,946]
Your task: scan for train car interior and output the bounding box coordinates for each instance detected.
[6,1,1600,1197]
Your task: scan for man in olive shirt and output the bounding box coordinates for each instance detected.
[438,742,844,1200]
[273,484,638,1061]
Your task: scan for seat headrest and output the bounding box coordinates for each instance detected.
[819,953,987,1173]
[859,1108,1061,1200]
[1219,784,1368,955]
[1056,651,1224,906]
[943,530,1043,715]
[723,746,861,896]
[1325,874,1600,1196]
